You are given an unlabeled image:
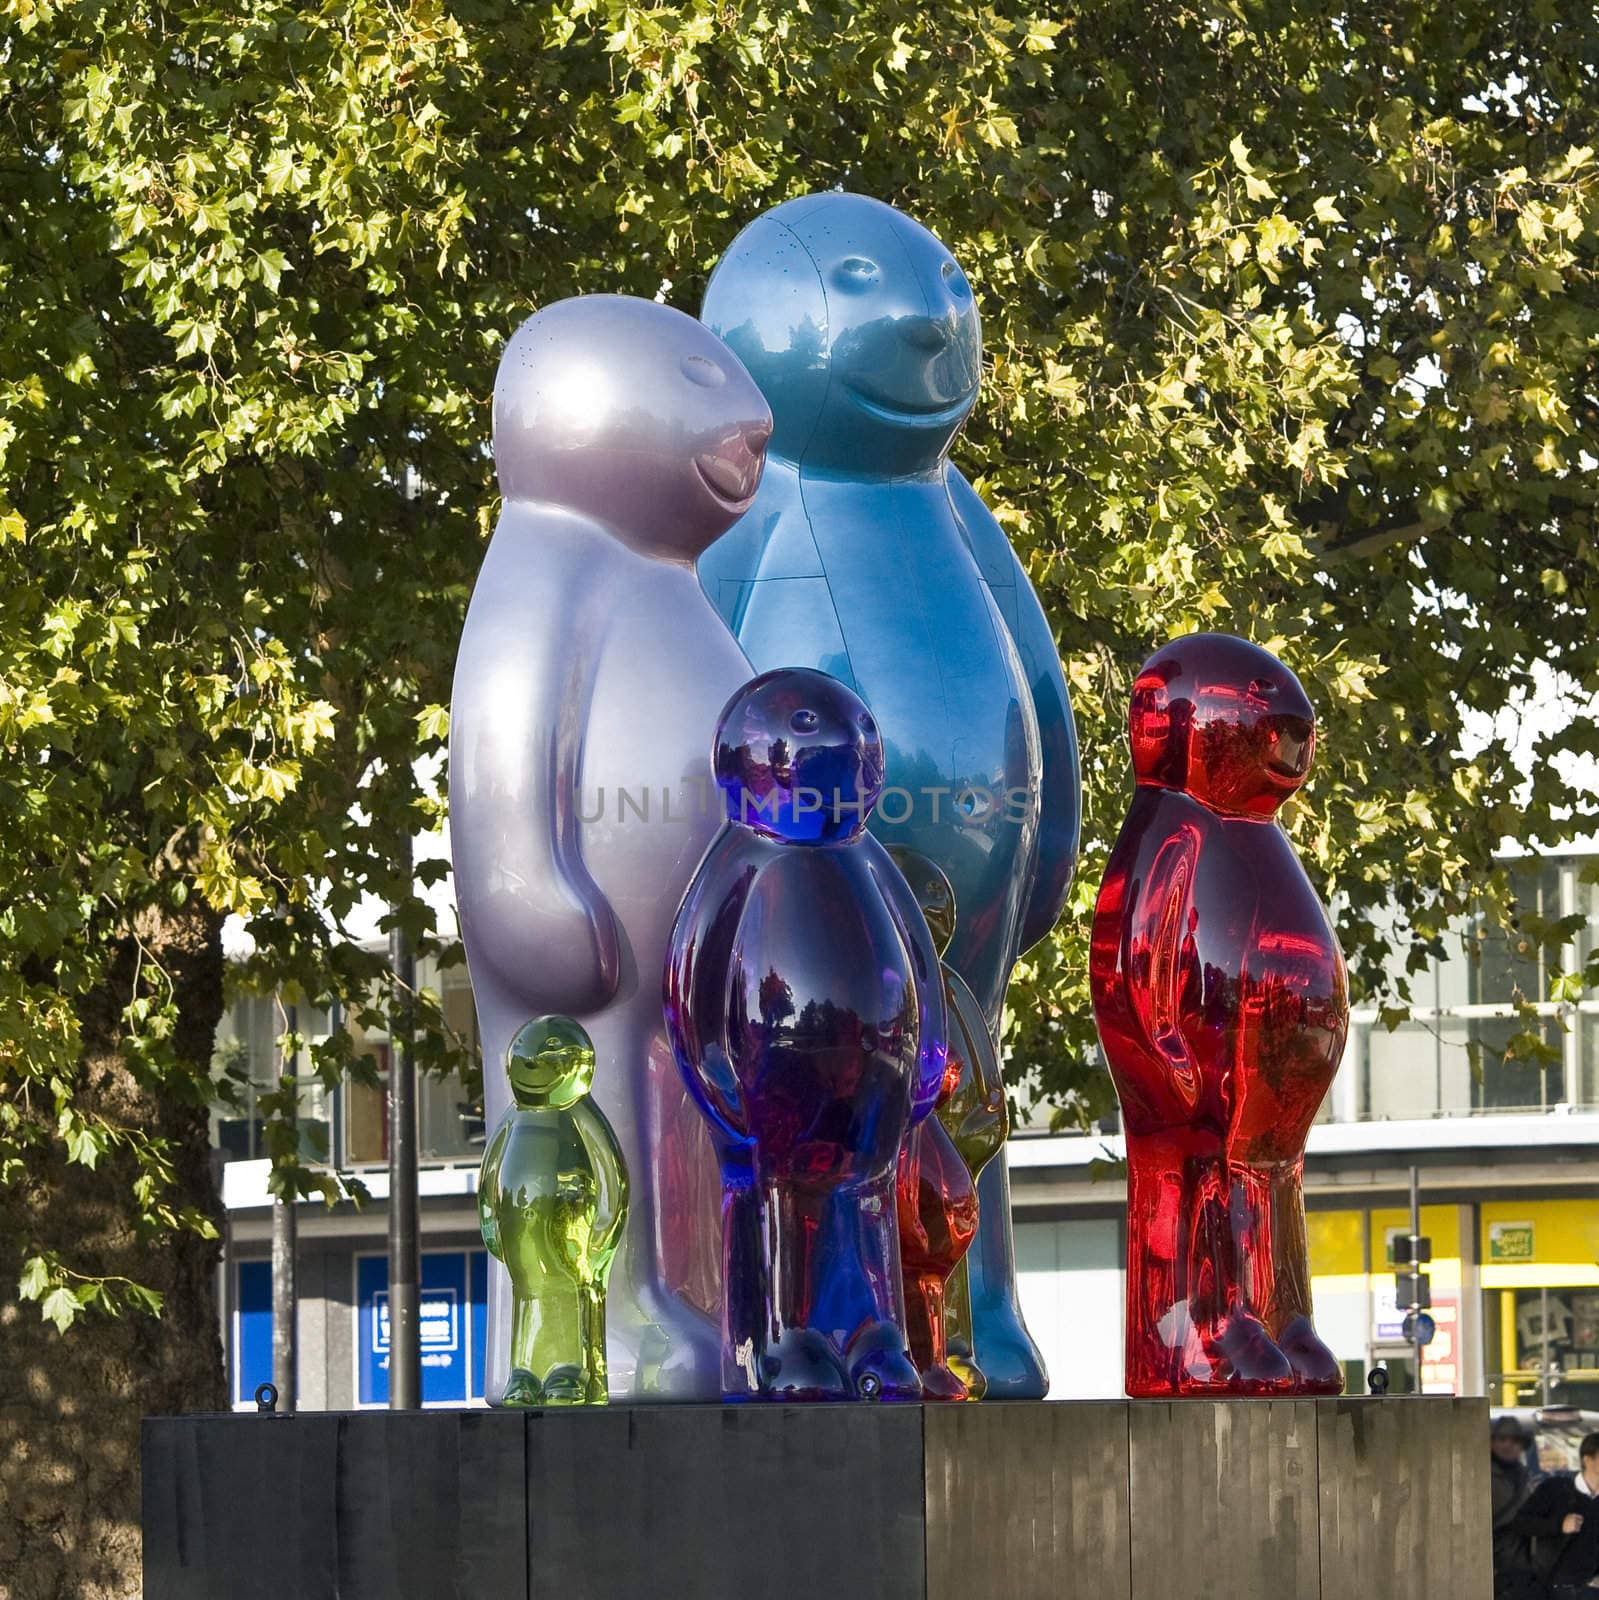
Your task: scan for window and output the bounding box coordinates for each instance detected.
[1469,1014,1563,1113]
[232,1259,275,1409]
[211,996,332,1162]
[354,1250,489,1406]
[341,1043,482,1167]
[1468,859,1564,1010]
[1356,855,1599,1119]
[1485,1286,1599,1412]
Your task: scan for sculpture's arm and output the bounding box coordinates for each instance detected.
[1120,822,1205,1121]
[476,1114,511,1261]
[946,468,1080,952]
[874,851,950,1126]
[449,517,621,1019]
[663,853,758,1141]
[944,966,1008,1153]
[575,1100,630,1262]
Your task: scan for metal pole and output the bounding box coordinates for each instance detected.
[1409,1165,1424,1395]
[272,1002,298,1414]
[387,833,422,1410]
[1541,1287,1553,1407]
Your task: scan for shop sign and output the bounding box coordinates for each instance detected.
[1489,1222,1536,1263]
[357,1249,487,1406]
[1420,1300,1459,1393]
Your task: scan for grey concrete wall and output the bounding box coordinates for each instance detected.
[146,1397,1491,1600]
[922,1397,1491,1600]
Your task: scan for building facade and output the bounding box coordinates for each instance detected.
[214,855,1599,1410]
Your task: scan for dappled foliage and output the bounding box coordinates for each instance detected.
[2,0,1598,1333]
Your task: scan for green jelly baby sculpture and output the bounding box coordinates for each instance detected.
[478,1016,629,1406]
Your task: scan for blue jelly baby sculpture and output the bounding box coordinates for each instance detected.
[478,1015,629,1405]
[699,192,1080,1397]
[664,668,948,1401]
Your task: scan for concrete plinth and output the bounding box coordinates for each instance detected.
[141,1397,1490,1599]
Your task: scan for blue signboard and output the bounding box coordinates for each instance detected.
[234,1259,274,1407]
[357,1250,487,1406]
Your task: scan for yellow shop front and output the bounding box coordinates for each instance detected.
[1480,1199,1599,1409]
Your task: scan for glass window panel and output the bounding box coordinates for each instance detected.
[1434,1020,1474,1115]
[1579,1014,1599,1110]
[1471,861,1564,1007]
[1470,1014,1560,1112]
[211,995,281,1161]
[1433,933,1473,1010]
[419,1070,482,1162]
[1364,1021,1441,1119]
[346,1050,387,1165]
[298,1080,332,1165]
[1495,1287,1599,1415]
[1577,867,1599,970]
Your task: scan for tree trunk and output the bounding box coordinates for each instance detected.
[0,904,228,1600]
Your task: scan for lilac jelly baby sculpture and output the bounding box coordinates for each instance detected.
[451,294,772,1403]
[664,668,949,1401]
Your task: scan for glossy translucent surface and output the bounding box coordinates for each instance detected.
[478,1019,629,1405]
[699,192,1078,1397]
[889,848,1006,1400]
[1090,635,1348,1398]
[936,962,1009,1400]
[665,669,948,1400]
[451,294,771,1401]
[896,1076,979,1401]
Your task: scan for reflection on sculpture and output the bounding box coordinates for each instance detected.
[699,192,1079,1398]
[451,293,772,1402]
[478,1017,628,1405]
[1090,634,1348,1397]
[889,848,1005,1402]
[664,668,948,1400]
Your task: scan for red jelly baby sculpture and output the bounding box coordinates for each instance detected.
[1090,634,1348,1398]
[895,1053,977,1401]
[891,850,982,1402]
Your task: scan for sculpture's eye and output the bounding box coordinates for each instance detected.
[681,354,727,388]
[832,256,879,293]
[857,712,876,735]
[1247,678,1278,703]
[790,709,819,734]
[941,260,971,298]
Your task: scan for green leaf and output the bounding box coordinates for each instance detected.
[18,1256,52,1301]
[41,1288,81,1335]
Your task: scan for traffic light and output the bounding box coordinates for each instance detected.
[1394,1232,1432,1311]
[1392,1234,1432,1266]
[1395,1270,1431,1310]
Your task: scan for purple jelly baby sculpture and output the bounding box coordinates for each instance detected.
[664,667,949,1401]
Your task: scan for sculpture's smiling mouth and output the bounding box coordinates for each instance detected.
[695,452,759,508]
[844,384,974,427]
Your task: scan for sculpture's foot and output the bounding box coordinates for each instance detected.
[630,1295,724,1401]
[969,1301,1049,1400]
[1276,1315,1345,1395]
[917,1362,970,1403]
[757,1327,853,1402]
[1179,1312,1294,1396]
[500,1367,544,1408]
[541,1365,589,1406]
[1125,1373,1179,1399]
[844,1321,923,1403]
[946,1346,988,1402]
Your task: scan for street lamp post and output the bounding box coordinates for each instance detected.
[272,1003,299,1414]
[387,838,422,1410]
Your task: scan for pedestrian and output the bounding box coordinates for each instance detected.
[1505,1430,1599,1598]
[1494,1415,1539,1599]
